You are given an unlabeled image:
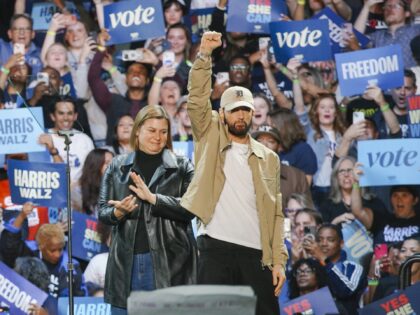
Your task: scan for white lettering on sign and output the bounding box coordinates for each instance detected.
[0,274,38,312]
[109,5,155,28]
[14,170,60,189]
[275,27,322,48]
[341,55,399,79]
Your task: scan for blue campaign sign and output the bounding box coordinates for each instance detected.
[280,287,338,315]
[408,96,420,138]
[342,220,373,268]
[226,0,287,34]
[58,297,111,315]
[0,107,45,154]
[357,139,420,187]
[103,0,166,45]
[269,20,332,63]
[173,141,194,161]
[312,7,370,54]
[186,8,215,43]
[359,282,420,314]
[335,45,404,97]
[0,262,48,315]
[7,160,67,208]
[31,1,79,31]
[72,212,108,261]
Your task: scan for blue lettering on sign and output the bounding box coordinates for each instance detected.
[367,148,418,167]
[109,5,155,28]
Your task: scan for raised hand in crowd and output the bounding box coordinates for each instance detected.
[29,81,51,105]
[38,134,64,163]
[12,202,34,229]
[331,212,355,224]
[341,26,360,51]
[97,28,111,48]
[80,36,97,65]
[48,13,68,33]
[0,53,24,89]
[302,234,326,262]
[139,48,160,66]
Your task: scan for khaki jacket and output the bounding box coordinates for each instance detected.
[180,57,288,268]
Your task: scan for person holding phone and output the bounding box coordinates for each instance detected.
[303,223,366,315]
[0,14,42,76]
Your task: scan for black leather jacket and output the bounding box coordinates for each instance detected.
[98,149,197,308]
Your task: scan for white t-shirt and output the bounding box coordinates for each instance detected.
[198,142,261,250]
[84,252,109,288]
[51,130,94,184]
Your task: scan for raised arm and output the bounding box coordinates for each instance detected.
[41,13,67,63]
[351,163,374,229]
[187,32,222,141]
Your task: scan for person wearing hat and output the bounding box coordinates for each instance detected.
[252,125,310,210]
[181,32,287,315]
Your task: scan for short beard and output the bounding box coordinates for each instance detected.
[224,118,251,137]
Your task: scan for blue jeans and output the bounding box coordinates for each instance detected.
[111,253,155,315]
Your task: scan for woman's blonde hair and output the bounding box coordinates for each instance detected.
[35,224,65,248]
[129,105,173,151]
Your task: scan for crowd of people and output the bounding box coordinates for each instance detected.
[0,0,420,314]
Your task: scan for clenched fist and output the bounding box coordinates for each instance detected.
[199,31,222,56]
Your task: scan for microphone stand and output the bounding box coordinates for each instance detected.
[57,129,75,315]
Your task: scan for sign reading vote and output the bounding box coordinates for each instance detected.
[32,1,79,31]
[0,262,48,315]
[335,45,404,97]
[408,96,420,138]
[357,139,420,187]
[280,287,338,315]
[312,7,370,54]
[7,160,67,208]
[104,0,165,45]
[226,0,287,34]
[359,282,420,315]
[269,19,331,63]
[0,107,45,154]
[72,212,108,261]
[342,219,373,268]
[58,297,110,315]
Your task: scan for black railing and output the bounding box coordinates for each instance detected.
[398,253,420,290]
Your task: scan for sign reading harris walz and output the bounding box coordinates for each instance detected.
[357,138,420,187]
[226,0,287,34]
[103,0,165,45]
[7,160,67,208]
[335,45,404,97]
[269,19,332,64]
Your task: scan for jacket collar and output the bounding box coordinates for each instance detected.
[120,148,178,170]
[219,124,264,159]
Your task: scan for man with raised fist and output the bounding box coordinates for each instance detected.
[181,31,288,315]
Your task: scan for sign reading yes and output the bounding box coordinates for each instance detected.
[269,20,331,63]
[358,139,420,187]
[104,0,165,46]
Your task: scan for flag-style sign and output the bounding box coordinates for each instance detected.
[104,0,166,45]
[227,0,287,34]
[335,45,404,97]
[269,19,332,63]
[7,160,67,208]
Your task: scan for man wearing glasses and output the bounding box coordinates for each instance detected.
[211,55,252,109]
[0,14,42,76]
[357,0,420,68]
